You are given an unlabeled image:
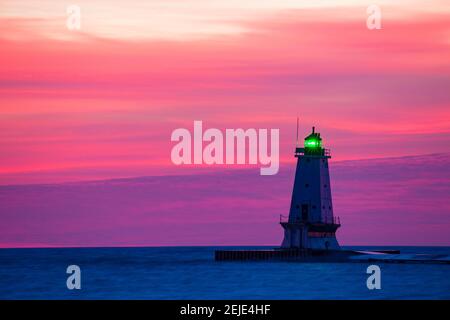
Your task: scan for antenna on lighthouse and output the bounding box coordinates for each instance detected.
[296,116,299,147]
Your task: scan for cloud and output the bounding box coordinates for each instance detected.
[0,153,449,247]
[3,0,448,40]
[0,2,449,184]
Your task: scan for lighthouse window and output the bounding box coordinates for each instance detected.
[308,232,335,238]
[301,204,309,221]
[312,205,316,209]
[305,183,309,188]
[324,184,327,188]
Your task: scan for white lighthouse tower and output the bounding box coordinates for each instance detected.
[280,126,341,251]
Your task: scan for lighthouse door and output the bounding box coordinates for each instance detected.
[301,204,309,221]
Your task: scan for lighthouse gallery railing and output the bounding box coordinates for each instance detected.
[280,214,340,225]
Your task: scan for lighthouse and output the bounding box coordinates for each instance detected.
[280,126,341,251]
[216,125,415,261]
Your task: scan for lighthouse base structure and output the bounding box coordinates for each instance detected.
[280,221,341,251]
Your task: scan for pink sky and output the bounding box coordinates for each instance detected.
[1,153,449,247]
[0,1,449,246]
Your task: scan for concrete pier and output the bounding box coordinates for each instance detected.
[215,249,307,261]
[215,249,354,262]
[215,249,450,264]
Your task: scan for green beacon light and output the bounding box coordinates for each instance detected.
[305,139,319,148]
[304,126,323,154]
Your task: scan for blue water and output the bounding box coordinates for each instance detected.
[0,246,449,299]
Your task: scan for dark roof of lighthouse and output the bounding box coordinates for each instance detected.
[304,127,322,141]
